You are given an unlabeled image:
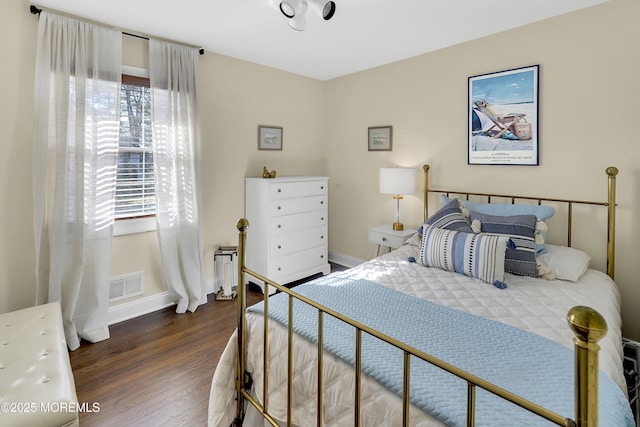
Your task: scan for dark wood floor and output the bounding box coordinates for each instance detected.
[69,286,262,426]
[69,265,346,426]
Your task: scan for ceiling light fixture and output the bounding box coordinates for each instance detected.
[279,0,336,31]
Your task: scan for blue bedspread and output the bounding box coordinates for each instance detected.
[248,277,634,426]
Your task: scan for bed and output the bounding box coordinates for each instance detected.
[208,165,634,427]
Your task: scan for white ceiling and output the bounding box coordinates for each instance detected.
[31,0,607,81]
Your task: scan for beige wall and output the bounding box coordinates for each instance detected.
[198,53,327,280]
[1,0,39,311]
[0,0,327,313]
[325,0,640,340]
[1,0,638,340]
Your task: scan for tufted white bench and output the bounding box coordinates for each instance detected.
[0,302,79,426]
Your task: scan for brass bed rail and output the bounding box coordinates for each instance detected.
[234,164,618,427]
[422,165,618,279]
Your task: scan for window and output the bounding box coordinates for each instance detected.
[114,66,155,236]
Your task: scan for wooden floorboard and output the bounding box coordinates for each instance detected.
[69,264,347,426]
[69,286,263,427]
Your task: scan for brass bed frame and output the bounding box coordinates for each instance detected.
[233,164,619,427]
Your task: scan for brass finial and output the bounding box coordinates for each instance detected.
[567,306,608,343]
[236,218,249,232]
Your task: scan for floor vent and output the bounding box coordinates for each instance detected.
[109,272,144,302]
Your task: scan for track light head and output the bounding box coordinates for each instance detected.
[318,1,336,20]
[279,1,296,18]
[288,4,307,31]
[279,0,336,31]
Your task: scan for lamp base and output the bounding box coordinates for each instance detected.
[393,222,404,231]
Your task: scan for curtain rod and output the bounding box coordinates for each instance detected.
[29,5,205,55]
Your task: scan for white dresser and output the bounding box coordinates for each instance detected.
[245,176,331,294]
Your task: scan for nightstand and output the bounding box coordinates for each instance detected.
[368,224,417,257]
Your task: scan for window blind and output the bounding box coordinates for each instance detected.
[116,74,155,219]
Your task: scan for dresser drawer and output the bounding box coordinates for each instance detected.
[271,226,327,256]
[270,246,328,282]
[271,211,327,235]
[270,195,326,217]
[245,176,330,293]
[368,229,408,248]
[270,180,327,199]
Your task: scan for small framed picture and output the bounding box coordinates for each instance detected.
[368,126,393,151]
[258,125,283,151]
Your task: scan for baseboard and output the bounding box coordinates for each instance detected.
[205,277,215,295]
[328,251,364,269]
[108,253,361,325]
[108,292,175,325]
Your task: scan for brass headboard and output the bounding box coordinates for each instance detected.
[421,164,618,279]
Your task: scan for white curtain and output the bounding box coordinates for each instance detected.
[149,40,206,313]
[33,13,121,350]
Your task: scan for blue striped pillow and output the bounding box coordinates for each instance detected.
[418,198,473,235]
[469,212,538,277]
[419,224,509,288]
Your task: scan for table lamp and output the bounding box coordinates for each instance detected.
[379,168,416,231]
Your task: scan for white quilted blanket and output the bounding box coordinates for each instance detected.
[208,243,626,427]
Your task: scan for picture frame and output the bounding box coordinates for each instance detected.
[468,65,539,165]
[368,126,393,151]
[258,125,283,151]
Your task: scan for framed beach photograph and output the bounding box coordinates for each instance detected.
[258,125,283,151]
[468,65,539,165]
[368,126,393,151]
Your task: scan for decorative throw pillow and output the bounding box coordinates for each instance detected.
[419,198,473,234]
[460,199,554,221]
[468,212,538,277]
[419,224,509,288]
[441,194,553,254]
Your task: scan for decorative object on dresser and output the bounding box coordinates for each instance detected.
[262,166,277,178]
[379,167,416,230]
[368,125,393,151]
[257,125,283,150]
[244,176,331,295]
[368,224,417,257]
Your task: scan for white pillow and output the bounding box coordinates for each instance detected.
[536,244,591,282]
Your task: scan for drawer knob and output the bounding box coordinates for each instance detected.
[382,237,387,242]
[321,217,324,221]
[277,267,282,271]
[278,188,282,193]
[277,206,282,210]
[277,245,282,249]
[320,201,324,205]
[320,235,324,239]
[277,224,282,228]
[321,186,324,190]
[320,255,324,259]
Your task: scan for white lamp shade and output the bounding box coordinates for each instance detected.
[379,168,416,195]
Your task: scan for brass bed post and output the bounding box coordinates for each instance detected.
[235,218,250,426]
[567,306,608,427]
[606,167,618,279]
[423,164,430,221]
